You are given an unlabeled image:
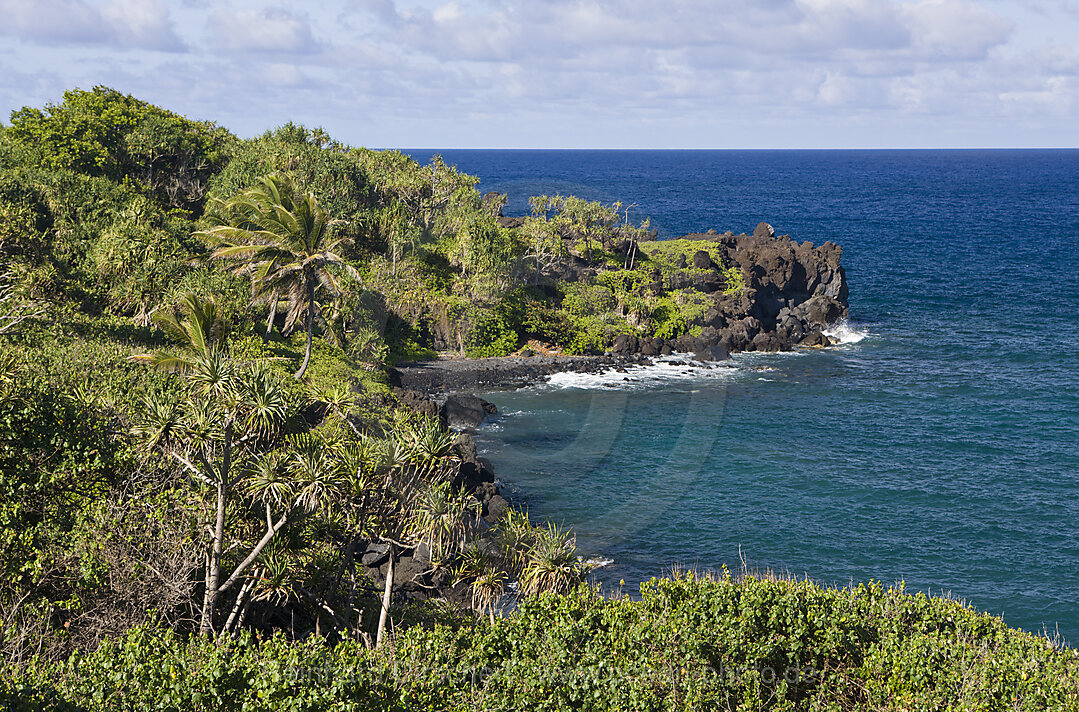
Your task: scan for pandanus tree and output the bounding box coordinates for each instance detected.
[134,293,346,635]
[197,174,358,379]
[520,523,588,597]
[346,413,465,648]
[454,542,507,624]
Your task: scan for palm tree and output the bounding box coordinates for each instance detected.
[199,174,358,379]
[134,292,223,370]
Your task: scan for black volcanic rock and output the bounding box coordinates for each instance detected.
[671,229,849,353]
[693,345,730,362]
[442,394,497,430]
[692,250,715,269]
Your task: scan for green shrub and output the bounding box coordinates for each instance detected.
[465,312,519,358]
[517,298,574,346]
[7,574,1078,711]
[561,283,617,319]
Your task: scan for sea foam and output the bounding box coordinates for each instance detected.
[824,319,870,345]
[542,355,740,391]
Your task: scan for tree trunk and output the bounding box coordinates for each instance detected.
[294,277,314,380]
[264,293,278,343]
[376,543,395,648]
[223,575,257,634]
[201,479,227,636]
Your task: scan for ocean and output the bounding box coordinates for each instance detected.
[408,149,1079,640]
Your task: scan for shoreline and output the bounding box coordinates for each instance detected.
[389,353,654,395]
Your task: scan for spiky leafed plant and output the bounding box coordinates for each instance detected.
[521,523,587,597]
[250,550,299,606]
[198,174,358,379]
[454,542,506,624]
[307,381,363,437]
[335,435,385,510]
[407,481,480,562]
[378,413,460,499]
[132,296,345,636]
[285,433,346,514]
[134,358,294,635]
[490,507,539,576]
[395,415,458,482]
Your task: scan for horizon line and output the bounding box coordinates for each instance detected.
[392,146,1079,151]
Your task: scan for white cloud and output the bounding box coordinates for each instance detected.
[0,0,184,51]
[208,7,320,54]
[102,0,185,51]
[901,0,1014,60]
[367,0,1012,66]
[0,0,1076,146]
[0,0,109,44]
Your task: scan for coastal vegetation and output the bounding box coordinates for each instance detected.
[7,574,1077,710]
[1,87,1075,709]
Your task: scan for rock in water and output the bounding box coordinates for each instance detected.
[693,345,731,362]
[485,494,509,523]
[443,394,497,430]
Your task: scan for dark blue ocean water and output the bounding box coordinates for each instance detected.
[411,150,1079,640]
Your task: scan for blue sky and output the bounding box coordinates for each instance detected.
[0,0,1076,148]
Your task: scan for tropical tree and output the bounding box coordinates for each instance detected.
[7,85,232,211]
[341,413,462,648]
[198,174,358,379]
[133,294,346,635]
[407,481,481,563]
[355,150,479,274]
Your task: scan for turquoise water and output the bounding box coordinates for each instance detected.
[413,150,1079,640]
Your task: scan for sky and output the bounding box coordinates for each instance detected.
[0,0,1077,149]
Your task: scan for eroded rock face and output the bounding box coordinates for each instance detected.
[670,229,849,355]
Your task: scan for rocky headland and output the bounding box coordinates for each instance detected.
[392,224,849,394]
[612,222,849,357]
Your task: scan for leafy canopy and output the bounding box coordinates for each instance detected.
[7,86,232,211]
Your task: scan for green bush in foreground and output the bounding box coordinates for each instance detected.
[6,573,1078,711]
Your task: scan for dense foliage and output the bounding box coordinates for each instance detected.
[2,88,1074,710]
[5,573,1077,711]
[7,86,231,212]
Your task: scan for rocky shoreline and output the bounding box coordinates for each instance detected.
[388,224,849,396]
[389,353,650,395]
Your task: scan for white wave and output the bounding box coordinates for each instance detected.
[541,354,739,391]
[824,319,871,345]
[582,556,615,568]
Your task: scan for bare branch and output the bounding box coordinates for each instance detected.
[216,508,293,595]
[171,452,216,487]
